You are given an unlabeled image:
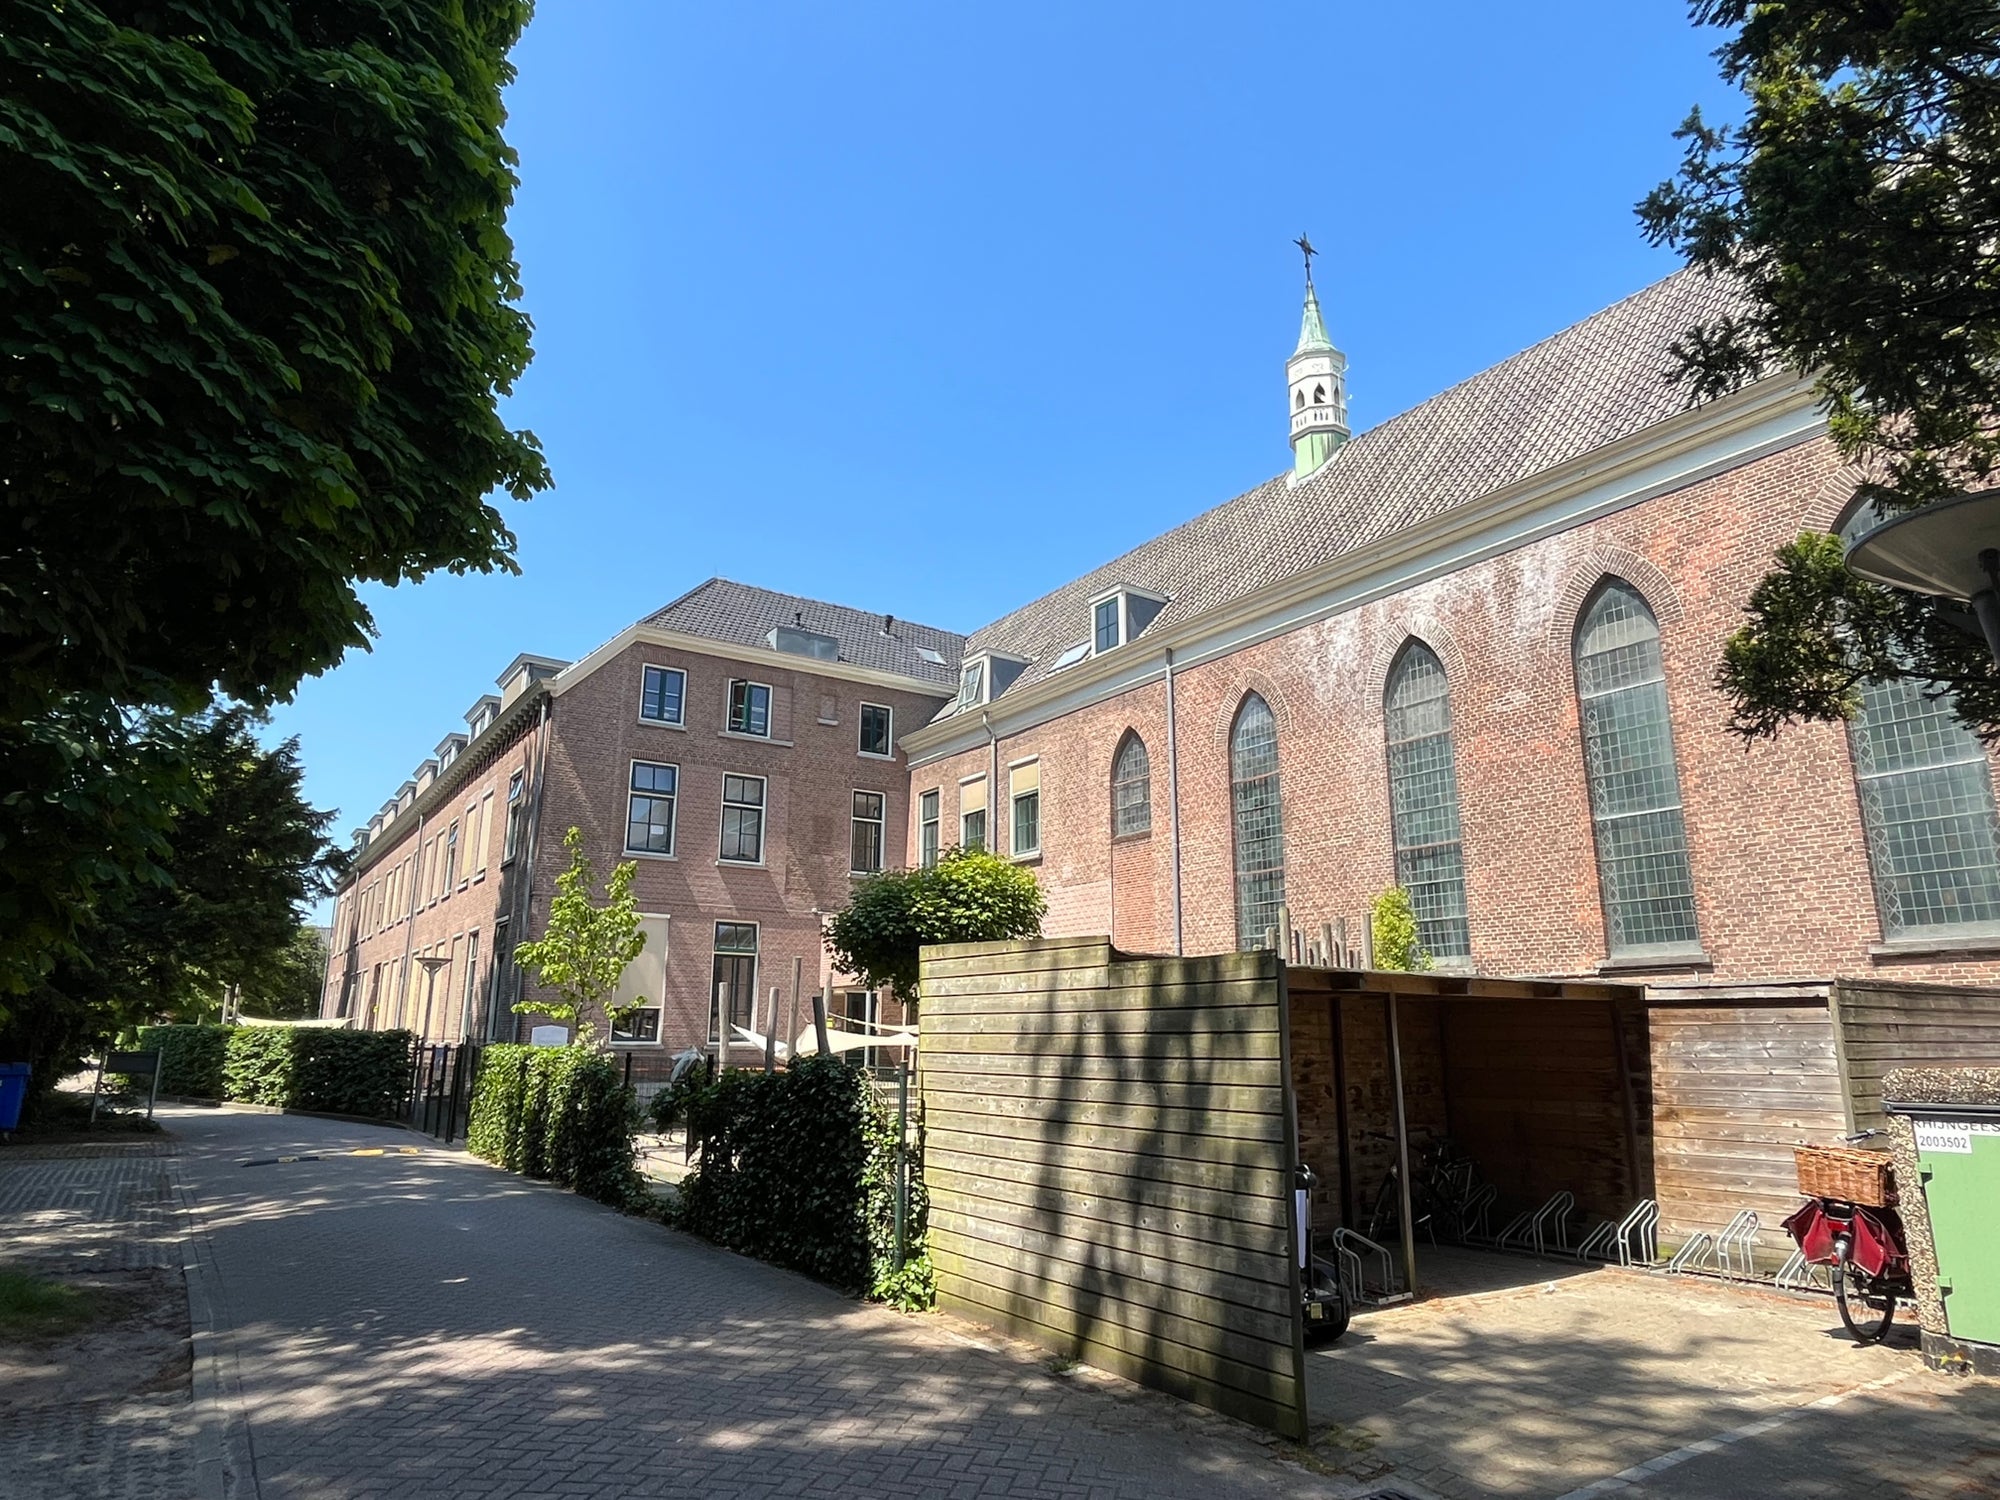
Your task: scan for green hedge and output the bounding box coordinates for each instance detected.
[466,1044,642,1207]
[125,1025,413,1116]
[133,1024,229,1099]
[677,1055,928,1303]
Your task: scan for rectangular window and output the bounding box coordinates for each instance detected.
[1010,761,1040,857]
[609,914,670,1044]
[958,660,985,709]
[459,931,480,1041]
[720,773,766,863]
[919,788,940,868]
[727,680,771,737]
[474,794,492,875]
[961,776,988,852]
[641,665,686,725]
[503,772,525,863]
[711,921,759,1040]
[836,989,880,1072]
[858,703,893,758]
[851,790,886,874]
[1094,596,1121,654]
[443,821,459,894]
[626,761,678,855]
[463,802,480,882]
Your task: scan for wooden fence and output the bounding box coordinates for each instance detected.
[1832,979,2000,1133]
[919,937,1308,1440]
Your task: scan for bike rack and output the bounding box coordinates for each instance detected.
[1715,1209,1761,1280]
[1457,1183,1497,1244]
[1612,1199,1660,1267]
[1666,1230,1717,1275]
[1526,1191,1576,1256]
[1331,1226,1412,1306]
[1775,1247,1831,1293]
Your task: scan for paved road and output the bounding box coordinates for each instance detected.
[170,1109,1348,1500]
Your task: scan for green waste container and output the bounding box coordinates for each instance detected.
[1897,1101,2000,1349]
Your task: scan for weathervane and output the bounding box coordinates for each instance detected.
[1294,233,1317,286]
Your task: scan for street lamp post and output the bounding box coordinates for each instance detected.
[1845,488,2000,666]
[414,954,451,1042]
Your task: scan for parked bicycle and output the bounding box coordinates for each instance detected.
[1782,1130,1912,1344]
[1363,1131,1477,1245]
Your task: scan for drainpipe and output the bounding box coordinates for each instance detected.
[1165,647,1183,956]
[980,711,998,848]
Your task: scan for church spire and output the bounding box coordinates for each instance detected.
[1286,235,1349,476]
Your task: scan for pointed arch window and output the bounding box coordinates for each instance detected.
[1576,582,1701,958]
[1112,733,1151,837]
[1384,643,1469,962]
[1850,678,2000,941]
[1231,694,1287,948]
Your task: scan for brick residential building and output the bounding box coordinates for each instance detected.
[898,268,2000,990]
[322,581,962,1080]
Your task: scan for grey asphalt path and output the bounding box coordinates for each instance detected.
[170,1108,1356,1500]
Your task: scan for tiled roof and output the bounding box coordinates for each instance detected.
[646,578,965,689]
[940,268,1749,716]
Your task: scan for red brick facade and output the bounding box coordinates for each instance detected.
[907,434,2000,988]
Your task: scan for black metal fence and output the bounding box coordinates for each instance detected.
[405,1042,481,1145]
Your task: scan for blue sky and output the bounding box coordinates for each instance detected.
[269,1,1737,881]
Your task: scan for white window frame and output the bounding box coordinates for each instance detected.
[959,774,988,852]
[858,702,895,760]
[609,912,670,1047]
[957,659,987,710]
[851,789,886,875]
[1009,759,1041,859]
[725,678,773,739]
[1087,584,1169,657]
[502,771,526,864]
[719,772,768,865]
[639,663,688,728]
[919,787,941,868]
[624,759,680,858]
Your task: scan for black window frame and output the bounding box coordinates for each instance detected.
[719,772,767,864]
[640,664,687,726]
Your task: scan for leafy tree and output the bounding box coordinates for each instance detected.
[0,1,547,989]
[825,847,1047,1007]
[240,926,331,1022]
[511,828,646,1046]
[1640,2,2000,740]
[1369,886,1432,973]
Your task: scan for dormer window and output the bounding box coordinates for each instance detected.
[1088,586,1169,656]
[958,660,986,709]
[956,653,1029,709]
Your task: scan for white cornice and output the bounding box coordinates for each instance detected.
[904,376,1825,767]
[552,622,954,701]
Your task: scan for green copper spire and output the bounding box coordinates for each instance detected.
[1294,280,1334,357]
[1286,236,1350,476]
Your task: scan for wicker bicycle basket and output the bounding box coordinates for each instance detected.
[1794,1143,1898,1208]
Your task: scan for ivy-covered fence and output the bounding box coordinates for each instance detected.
[677,1055,930,1307]
[464,1044,644,1207]
[132,1024,413,1117]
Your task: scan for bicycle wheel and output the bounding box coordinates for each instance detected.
[1832,1245,1896,1344]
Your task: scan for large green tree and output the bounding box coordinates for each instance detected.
[1639,1,2000,740]
[825,847,1047,1009]
[0,1,547,989]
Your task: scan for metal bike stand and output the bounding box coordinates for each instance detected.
[1715,1209,1761,1280]
[1667,1230,1718,1275]
[1775,1246,1832,1293]
[1612,1199,1660,1267]
[1331,1226,1414,1306]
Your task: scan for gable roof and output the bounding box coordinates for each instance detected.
[646,578,965,690]
[938,268,1749,716]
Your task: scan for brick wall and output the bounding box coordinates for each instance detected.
[907,435,2000,989]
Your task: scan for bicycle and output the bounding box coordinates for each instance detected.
[1782,1130,1912,1344]
[1363,1131,1474,1245]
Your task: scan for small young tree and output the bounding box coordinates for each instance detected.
[1370,886,1432,973]
[511,828,646,1047]
[825,847,1046,1009]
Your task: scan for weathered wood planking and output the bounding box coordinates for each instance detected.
[1647,1003,1846,1252]
[919,937,1307,1441]
[1831,980,2000,1133]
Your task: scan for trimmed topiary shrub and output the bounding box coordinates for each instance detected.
[134,1024,229,1099]
[465,1044,642,1207]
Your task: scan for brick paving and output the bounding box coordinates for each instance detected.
[167,1108,1354,1500]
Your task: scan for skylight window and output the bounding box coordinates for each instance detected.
[916,646,947,666]
[1050,641,1089,672]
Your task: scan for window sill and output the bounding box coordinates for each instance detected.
[719,730,791,747]
[1012,851,1043,866]
[1111,830,1153,845]
[609,1036,664,1049]
[637,717,687,732]
[623,850,678,862]
[850,869,883,880]
[857,750,897,762]
[1596,949,1713,975]
[716,858,766,869]
[1870,933,2000,961]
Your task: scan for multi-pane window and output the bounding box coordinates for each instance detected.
[851,791,886,874]
[836,989,881,1071]
[444,820,460,893]
[1094,597,1121,654]
[727,680,771,737]
[859,703,893,757]
[1576,581,1700,957]
[958,660,985,709]
[1112,734,1151,836]
[641,665,686,725]
[460,932,480,1041]
[919,789,941,867]
[720,773,767,862]
[1010,761,1040,857]
[626,761,678,855]
[1384,643,1470,962]
[711,921,759,1037]
[1231,694,1287,949]
[1850,678,2000,942]
[503,772,526,862]
[960,778,987,851]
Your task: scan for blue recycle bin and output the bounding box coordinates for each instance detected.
[0,1062,30,1132]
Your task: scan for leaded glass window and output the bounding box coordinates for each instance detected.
[1112,733,1151,836]
[1384,643,1469,962]
[1231,694,1287,949]
[1851,678,2000,941]
[1576,582,1700,957]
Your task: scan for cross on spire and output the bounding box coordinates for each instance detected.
[1294,233,1317,286]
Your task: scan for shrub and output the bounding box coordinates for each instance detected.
[133,1024,228,1098]
[678,1054,929,1305]
[646,1055,712,1133]
[220,1027,414,1116]
[465,1043,642,1207]
[1370,886,1433,972]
